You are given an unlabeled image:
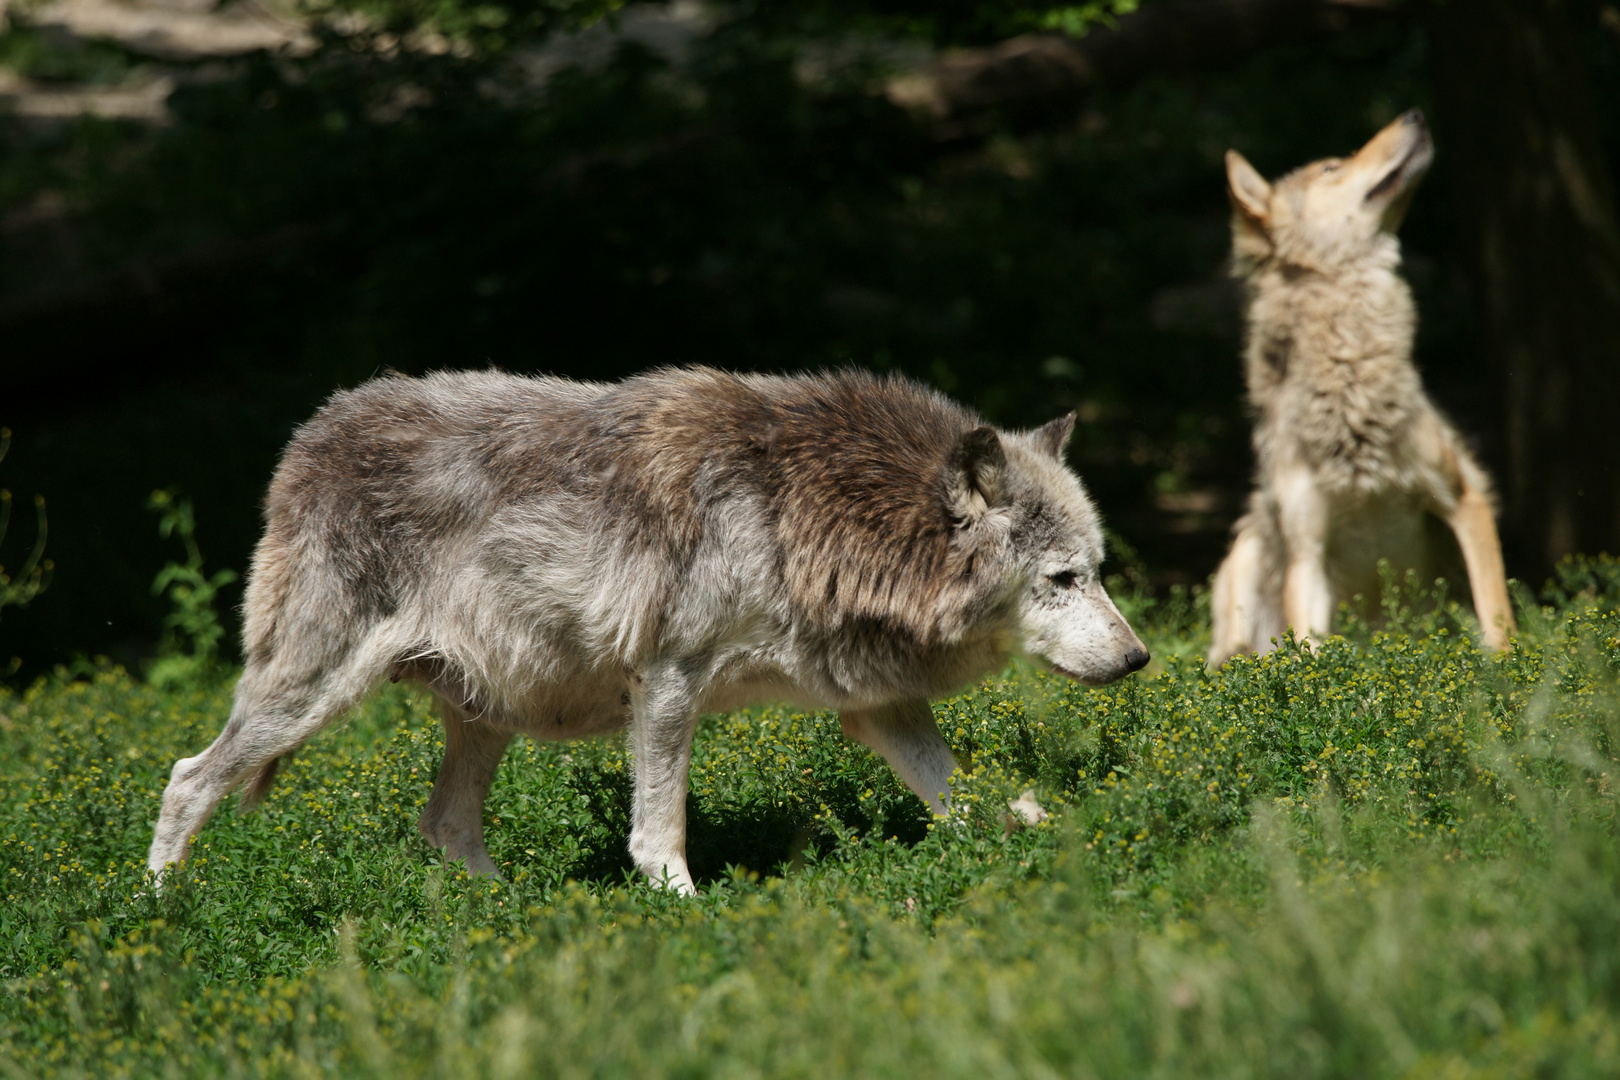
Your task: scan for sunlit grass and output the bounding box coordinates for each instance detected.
[2,559,1618,1077]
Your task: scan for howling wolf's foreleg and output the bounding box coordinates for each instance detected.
[1274,466,1335,646]
[627,659,703,895]
[1448,483,1516,652]
[839,699,958,814]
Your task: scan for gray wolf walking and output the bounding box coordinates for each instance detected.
[147,367,1149,894]
[1209,110,1515,667]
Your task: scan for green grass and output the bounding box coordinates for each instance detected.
[3,562,1620,1077]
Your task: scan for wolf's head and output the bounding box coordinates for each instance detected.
[1224,109,1433,275]
[944,417,1149,685]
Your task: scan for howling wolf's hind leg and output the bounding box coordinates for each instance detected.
[1447,482,1517,652]
[418,700,511,878]
[146,646,381,879]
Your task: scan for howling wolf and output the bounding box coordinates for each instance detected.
[1209,109,1515,667]
[147,367,1148,894]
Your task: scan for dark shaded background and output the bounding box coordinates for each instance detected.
[2,0,1617,680]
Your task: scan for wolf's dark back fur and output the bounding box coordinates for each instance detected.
[259,367,1001,659]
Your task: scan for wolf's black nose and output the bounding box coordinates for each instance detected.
[1402,108,1426,127]
[1123,645,1150,674]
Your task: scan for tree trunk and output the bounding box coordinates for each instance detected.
[1427,0,1620,582]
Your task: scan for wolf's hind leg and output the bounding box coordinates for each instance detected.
[146,645,381,878]
[1448,482,1516,652]
[418,701,512,878]
[840,699,958,814]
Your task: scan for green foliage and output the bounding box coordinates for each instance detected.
[1,562,1619,1075]
[1036,1,1139,37]
[145,489,238,689]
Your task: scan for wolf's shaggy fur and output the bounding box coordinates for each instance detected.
[1210,110,1515,666]
[149,367,1147,893]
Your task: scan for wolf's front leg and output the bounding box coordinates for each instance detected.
[626,660,703,895]
[1274,466,1334,644]
[1210,513,1285,666]
[840,699,958,814]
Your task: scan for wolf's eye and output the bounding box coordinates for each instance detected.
[1048,570,1078,590]
[1321,162,1339,174]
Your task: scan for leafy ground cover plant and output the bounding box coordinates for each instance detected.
[1,560,1618,1077]
[143,490,238,690]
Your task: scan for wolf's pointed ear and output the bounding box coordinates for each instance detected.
[1225,150,1271,221]
[1028,412,1077,461]
[946,425,1006,524]
[1225,150,1273,268]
